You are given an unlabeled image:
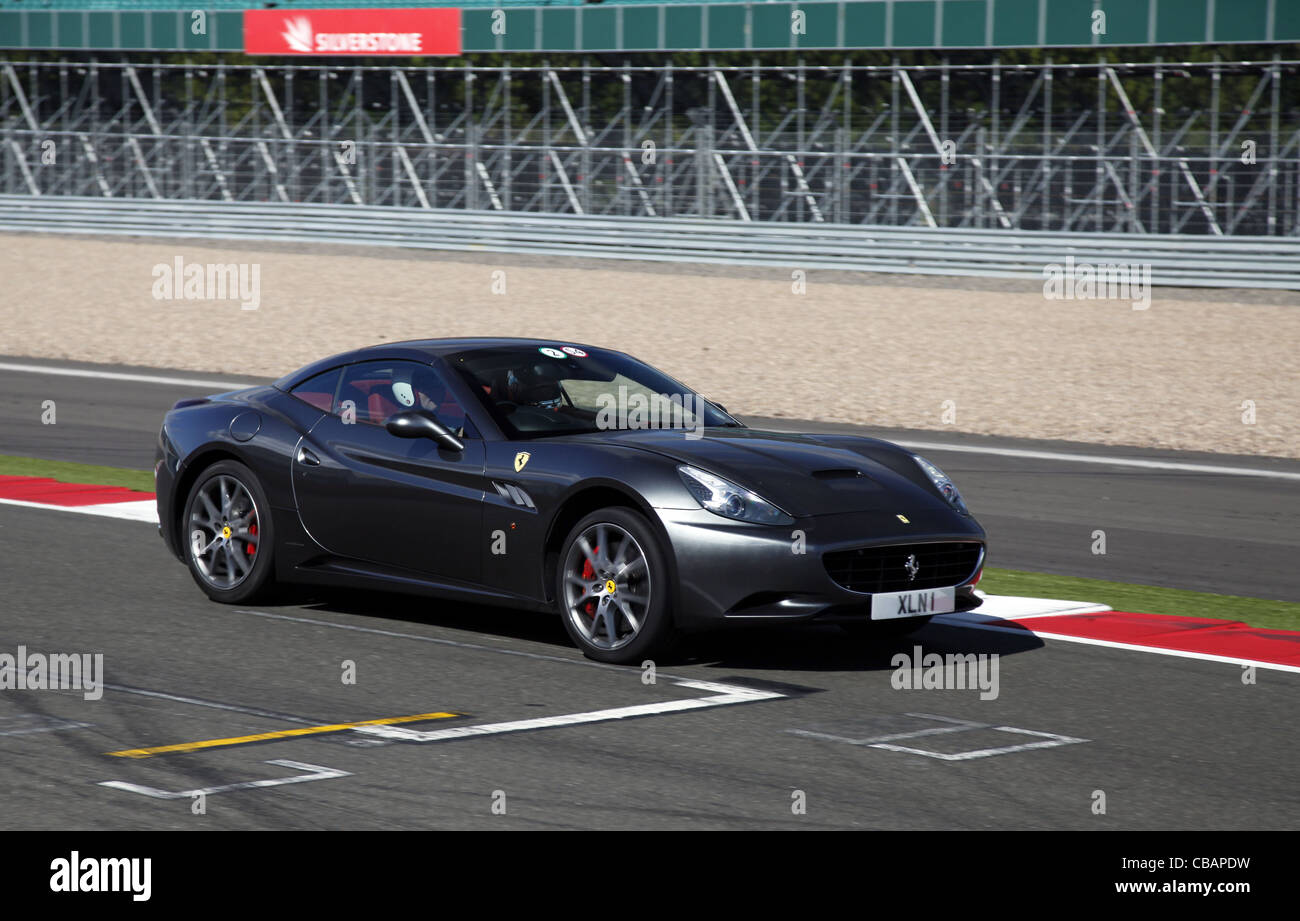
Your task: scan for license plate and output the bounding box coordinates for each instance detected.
[871,586,956,620]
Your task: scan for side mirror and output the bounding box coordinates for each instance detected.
[384,410,465,453]
[708,399,729,414]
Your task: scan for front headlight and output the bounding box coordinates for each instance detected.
[913,455,970,515]
[677,464,793,525]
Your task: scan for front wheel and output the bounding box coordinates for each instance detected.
[556,508,676,664]
[182,459,276,604]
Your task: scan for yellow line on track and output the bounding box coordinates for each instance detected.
[106,711,460,759]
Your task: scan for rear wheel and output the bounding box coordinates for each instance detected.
[182,460,276,604]
[557,508,676,664]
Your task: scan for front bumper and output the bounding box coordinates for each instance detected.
[655,505,986,629]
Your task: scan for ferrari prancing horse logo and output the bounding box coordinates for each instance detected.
[514,452,531,472]
[896,514,910,524]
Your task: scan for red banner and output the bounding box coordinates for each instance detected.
[244,8,462,56]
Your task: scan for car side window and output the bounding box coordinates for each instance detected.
[289,368,342,413]
[335,360,471,433]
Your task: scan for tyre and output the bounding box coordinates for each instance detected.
[181,459,276,604]
[841,616,933,641]
[556,507,676,664]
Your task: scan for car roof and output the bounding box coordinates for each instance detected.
[272,338,608,390]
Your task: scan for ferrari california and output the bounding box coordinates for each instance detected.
[155,339,986,663]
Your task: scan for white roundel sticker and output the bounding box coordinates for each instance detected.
[561,346,588,357]
[538,347,566,358]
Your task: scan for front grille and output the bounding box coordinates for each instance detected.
[823,542,983,594]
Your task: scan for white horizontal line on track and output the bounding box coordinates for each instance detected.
[788,714,1090,760]
[897,439,1300,482]
[354,679,784,745]
[0,497,158,522]
[0,360,246,390]
[4,359,1296,481]
[99,760,350,800]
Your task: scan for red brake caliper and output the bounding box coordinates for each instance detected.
[246,523,257,555]
[581,547,598,617]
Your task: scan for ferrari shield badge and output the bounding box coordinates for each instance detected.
[514,452,531,472]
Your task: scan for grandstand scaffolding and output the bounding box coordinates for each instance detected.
[2,54,1297,234]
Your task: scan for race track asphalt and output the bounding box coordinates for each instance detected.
[2,356,1298,829]
[2,503,1297,830]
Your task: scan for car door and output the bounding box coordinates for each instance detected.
[292,359,487,584]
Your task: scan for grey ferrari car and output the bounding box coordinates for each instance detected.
[156,338,985,663]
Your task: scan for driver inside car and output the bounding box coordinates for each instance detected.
[391,366,467,437]
[506,364,566,411]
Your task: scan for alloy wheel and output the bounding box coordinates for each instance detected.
[561,522,653,651]
[188,474,261,590]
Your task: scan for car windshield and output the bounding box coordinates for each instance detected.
[447,345,739,439]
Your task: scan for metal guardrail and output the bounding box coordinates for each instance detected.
[2,195,1298,289]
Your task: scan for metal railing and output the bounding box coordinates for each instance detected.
[5,58,1299,236]
[3,194,1296,288]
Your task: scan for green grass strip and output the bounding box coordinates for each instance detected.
[981,568,1300,633]
[0,454,154,494]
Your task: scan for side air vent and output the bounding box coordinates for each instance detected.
[493,481,536,510]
